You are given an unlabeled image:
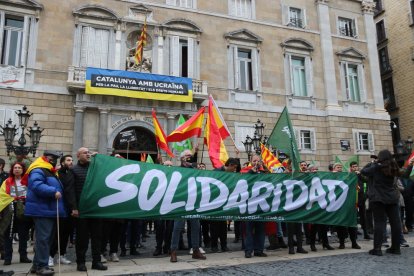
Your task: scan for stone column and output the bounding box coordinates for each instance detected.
[72,106,85,155]
[98,107,110,155]
[316,0,340,110]
[362,1,386,113]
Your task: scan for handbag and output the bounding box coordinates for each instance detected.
[13,181,26,219]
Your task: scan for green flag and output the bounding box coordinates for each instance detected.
[172,115,192,153]
[79,154,357,227]
[345,155,359,171]
[146,154,154,164]
[267,107,301,172]
[335,156,344,166]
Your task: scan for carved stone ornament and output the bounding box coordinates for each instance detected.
[361,1,376,14]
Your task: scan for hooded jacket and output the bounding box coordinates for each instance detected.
[24,156,67,218]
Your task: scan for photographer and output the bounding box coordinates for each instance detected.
[361,150,402,256]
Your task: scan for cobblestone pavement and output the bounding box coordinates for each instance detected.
[144,247,414,276]
[5,225,414,276]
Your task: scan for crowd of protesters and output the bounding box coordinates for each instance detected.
[0,146,413,275]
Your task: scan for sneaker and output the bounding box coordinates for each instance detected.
[59,255,71,265]
[189,248,193,255]
[199,247,205,254]
[109,253,119,262]
[48,256,54,267]
[327,231,332,237]
[100,254,107,263]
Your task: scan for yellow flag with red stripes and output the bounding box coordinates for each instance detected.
[134,18,147,64]
[260,143,284,172]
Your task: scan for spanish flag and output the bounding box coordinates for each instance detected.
[209,95,231,139]
[167,107,205,142]
[152,109,174,158]
[0,181,13,213]
[134,17,147,65]
[260,143,284,172]
[204,97,229,168]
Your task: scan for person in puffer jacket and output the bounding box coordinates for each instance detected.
[25,150,66,276]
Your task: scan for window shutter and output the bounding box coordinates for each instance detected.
[192,0,197,9]
[296,129,302,150]
[100,30,109,69]
[0,108,5,125]
[229,0,236,16]
[227,45,235,89]
[354,131,360,151]
[282,5,289,25]
[87,27,96,67]
[288,55,295,95]
[233,46,240,89]
[164,36,170,75]
[0,11,4,57]
[305,56,313,97]
[94,29,103,67]
[187,37,194,78]
[250,0,256,19]
[368,133,375,152]
[311,130,316,151]
[80,26,89,67]
[357,64,366,102]
[302,8,307,28]
[170,36,180,76]
[251,48,260,91]
[20,15,30,67]
[343,62,350,100]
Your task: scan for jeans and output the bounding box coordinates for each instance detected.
[244,221,265,253]
[371,202,401,250]
[171,220,200,250]
[277,222,284,237]
[33,217,55,269]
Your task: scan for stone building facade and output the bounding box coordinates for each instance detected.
[0,0,391,169]
[373,0,414,155]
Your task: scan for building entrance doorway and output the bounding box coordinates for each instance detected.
[112,126,158,162]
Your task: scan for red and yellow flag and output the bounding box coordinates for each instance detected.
[167,107,205,142]
[134,18,147,64]
[260,143,284,172]
[0,181,13,213]
[209,95,231,140]
[204,97,229,168]
[152,109,174,157]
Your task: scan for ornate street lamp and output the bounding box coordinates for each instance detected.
[242,135,253,161]
[0,106,44,157]
[251,132,261,155]
[254,119,265,140]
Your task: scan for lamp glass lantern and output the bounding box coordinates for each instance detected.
[17,106,32,128]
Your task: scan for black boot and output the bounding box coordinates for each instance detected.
[266,235,280,250]
[278,237,288,248]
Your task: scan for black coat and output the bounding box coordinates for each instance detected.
[58,167,77,212]
[71,161,90,205]
[360,163,399,205]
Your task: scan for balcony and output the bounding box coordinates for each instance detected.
[67,66,208,100]
[288,18,303,28]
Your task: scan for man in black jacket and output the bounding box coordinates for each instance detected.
[72,147,107,271]
[49,155,76,266]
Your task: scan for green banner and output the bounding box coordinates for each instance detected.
[79,155,357,227]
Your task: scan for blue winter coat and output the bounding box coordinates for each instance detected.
[25,168,67,218]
